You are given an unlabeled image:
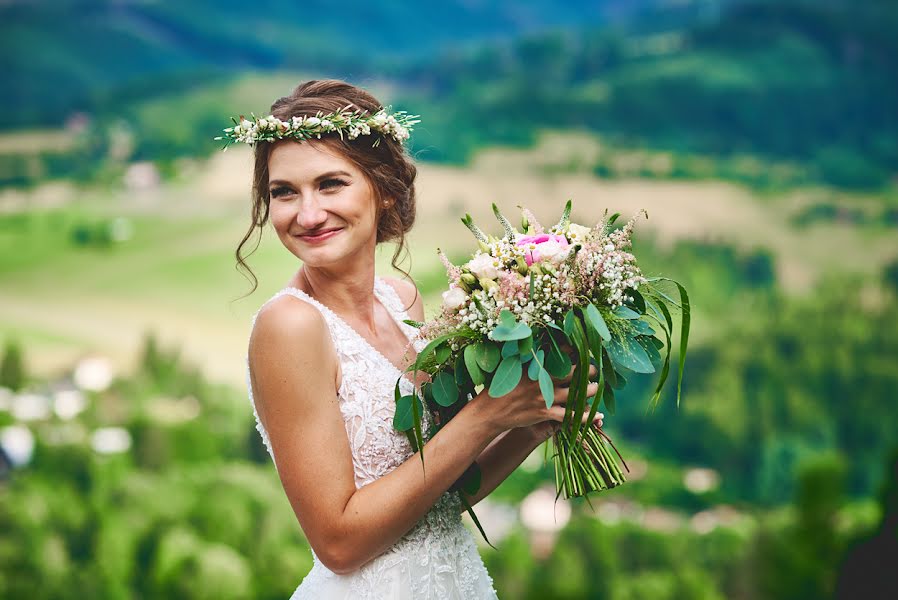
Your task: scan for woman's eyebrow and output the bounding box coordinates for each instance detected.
[268,171,352,189]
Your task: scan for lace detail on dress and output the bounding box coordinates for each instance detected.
[245,277,498,599]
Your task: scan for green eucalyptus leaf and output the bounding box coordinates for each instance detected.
[538,368,554,408]
[518,334,534,356]
[501,341,519,359]
[632,319,655,336]
[613,306,641,320]
[434,343,451,365]
[393,393,422,431]
[527,349,544,380]
[463,345,485,386]
[474,342,501,373]
[605,334,655,374]
[637,335,663,367]
[489,356,523,397]
[432,371,459,407]
[492,319,532,341]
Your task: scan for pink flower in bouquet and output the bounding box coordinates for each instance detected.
[516,234,570,266]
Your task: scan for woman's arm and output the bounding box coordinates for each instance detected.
[250,295,580,575]
[459,426,545,507]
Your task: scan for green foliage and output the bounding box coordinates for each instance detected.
[0,338,26,391]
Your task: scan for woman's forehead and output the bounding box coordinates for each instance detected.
[268,140,359,180]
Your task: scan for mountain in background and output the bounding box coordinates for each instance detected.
[2,0,727,126]
[3,0,896,190]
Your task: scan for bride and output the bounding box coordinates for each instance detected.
[236,79,603,598]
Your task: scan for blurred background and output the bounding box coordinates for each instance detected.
[2,0,897,598]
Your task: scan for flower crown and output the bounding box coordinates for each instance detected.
[214,106,420,150]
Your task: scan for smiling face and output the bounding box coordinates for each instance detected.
[267,140,379,269]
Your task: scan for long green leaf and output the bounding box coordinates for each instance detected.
[584,352,606,427]
[544,333,572,378]
[459,493,494,549]
[584,303,611,341]
[411,390,424,471]
[651,278,691,406]
[672,281,691,407]
[410,333,455,374]
[567,314,590,443]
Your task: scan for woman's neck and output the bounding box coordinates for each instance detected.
[294,261,378,330]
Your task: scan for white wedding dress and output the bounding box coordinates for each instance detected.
[246,276,499,599]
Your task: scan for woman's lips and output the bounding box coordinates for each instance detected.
[296,228,343,243]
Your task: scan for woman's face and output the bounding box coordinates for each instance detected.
[267,140,379,269]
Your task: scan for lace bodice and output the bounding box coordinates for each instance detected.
[245,276,498,599]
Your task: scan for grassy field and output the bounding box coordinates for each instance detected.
[1,142,895,389]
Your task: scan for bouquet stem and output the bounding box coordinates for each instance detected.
[551,424,628,498]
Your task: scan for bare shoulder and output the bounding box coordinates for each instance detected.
[248,295,337,407]
[381,275,424,321]
[249,294,330,356]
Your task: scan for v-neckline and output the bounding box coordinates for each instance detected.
[282,277,421,389]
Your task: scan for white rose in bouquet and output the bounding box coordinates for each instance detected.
[466,253,499,280]
[441,286,468,311]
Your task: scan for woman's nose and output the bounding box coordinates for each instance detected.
[296,198,328,230]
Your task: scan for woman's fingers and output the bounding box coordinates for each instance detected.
[551,381,600,405]
[554,362,600,386]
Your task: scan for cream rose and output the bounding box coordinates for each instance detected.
[466,253,499,280]
[567,223,592,241]
[441,286,468,311]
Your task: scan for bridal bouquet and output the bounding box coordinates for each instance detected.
[394,202,690,513]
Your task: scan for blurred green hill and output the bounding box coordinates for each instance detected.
[402,0,898,188]
[3,0,709,125]
[5,0,896,190]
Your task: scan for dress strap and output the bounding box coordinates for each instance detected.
[373,277,410,319]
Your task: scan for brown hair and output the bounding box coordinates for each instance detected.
[233,79,418,299]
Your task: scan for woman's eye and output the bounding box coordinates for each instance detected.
[270,186,293,198]
[320,178,347,191]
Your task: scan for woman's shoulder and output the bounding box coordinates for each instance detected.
[249,292,330,356]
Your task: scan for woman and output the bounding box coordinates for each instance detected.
[238,79,603,598]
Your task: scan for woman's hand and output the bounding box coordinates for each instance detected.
[468,362,602,437]
[526,409,605,444]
